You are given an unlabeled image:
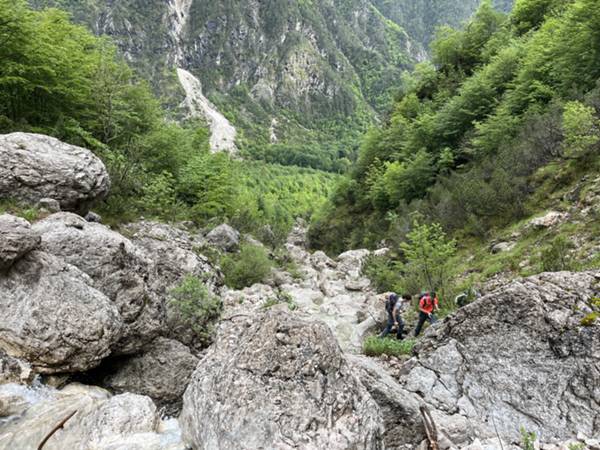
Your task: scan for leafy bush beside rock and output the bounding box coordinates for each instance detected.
[220,243,273,289]
[168,275,222,347]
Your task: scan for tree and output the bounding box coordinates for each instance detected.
[399,220,457,294]
[562,100,599,158]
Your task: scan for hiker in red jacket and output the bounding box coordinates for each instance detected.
[414,291,439,337]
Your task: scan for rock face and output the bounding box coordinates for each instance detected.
[180,310,384,450]
[0,251,122,374]
[205,223,240,252]
[123,221,223,348]
[0,383,184,450]
[529,210,569,229]
[33,213,162,355]
[103,338,199,415]
[0,214,40,271]
[403,271,600,444]
[0,133,109,214]
[123,221,222,296]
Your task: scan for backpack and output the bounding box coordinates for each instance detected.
[421,294,433,308]
[386,294,399,314]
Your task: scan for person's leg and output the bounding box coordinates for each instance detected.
[396,315,405,339]
[414,312,427,337]
[379,315,394,338]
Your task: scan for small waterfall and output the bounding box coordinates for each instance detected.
[176,68,238,154]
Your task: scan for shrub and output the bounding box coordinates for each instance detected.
[540,235,574,272]
[562,101,600,159]
[168,275,222,346]
[362,254,402,293]
[520,427,537,450]
[221,243,273,289]
[581,312,598,327]
[399,220,457,295]
[363,336,416,358]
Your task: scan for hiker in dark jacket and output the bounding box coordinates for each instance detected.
[414,291,439,337]
[379,293,410,339]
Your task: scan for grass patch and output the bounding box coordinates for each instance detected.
[0,199,43,222]
[363,336,416,358]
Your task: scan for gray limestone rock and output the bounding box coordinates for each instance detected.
[33,213,162,355]
[205,224,240,252]
[37,198,61,213]
[123,221,224,349]
[180,311,384,449]
[0,133,110,214]
[0,384,174,450]
[406,270,600,443]
[103,338,199,415]
[0,251,122,374]
[0,214,40,271]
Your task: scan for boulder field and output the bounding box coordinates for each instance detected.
[0,133,598,450]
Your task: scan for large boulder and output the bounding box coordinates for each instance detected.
[33,213,162,354]
[0,214,40,271]
[0,383,184,450]
[205,223,240,252]
[103,338,199,415]
[0,133,110,214]
[337,249,371,279]
[180,310,384,449]
[403,270,600,444]
[0,251,122,374]
[123,221,222,292]
[122,221,223,348]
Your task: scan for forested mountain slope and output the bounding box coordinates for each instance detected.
[29,0,513,169]
[311,0,600,253]
[29,0,413,165]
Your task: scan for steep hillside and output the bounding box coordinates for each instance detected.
[311,0,600,253]
[374,0,513,50]
[29,0,513,164]
[30,0,415,159]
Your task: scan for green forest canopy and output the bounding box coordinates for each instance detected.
[310,0,600,254]
[0,0,338,242]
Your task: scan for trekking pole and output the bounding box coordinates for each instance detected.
[419,405,439,450]
[367,310,383,329]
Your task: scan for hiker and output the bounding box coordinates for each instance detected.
[414,291,439,337]
[379,293,410,339]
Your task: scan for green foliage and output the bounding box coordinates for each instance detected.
[313,0,600,253]
[400,221,457,294]
[581,312,599,327]
[520,427,537,450]
[168,275,222,346]
[221,243,273,289]
[562,101,600,159]
[540,235,574,272]
[568,443,585,450]
[363,336,416,358]
[511,0,566,34]
[363,254,402,293]
[0,200,43,223]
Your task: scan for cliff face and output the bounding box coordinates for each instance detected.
[28,0,512,153]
